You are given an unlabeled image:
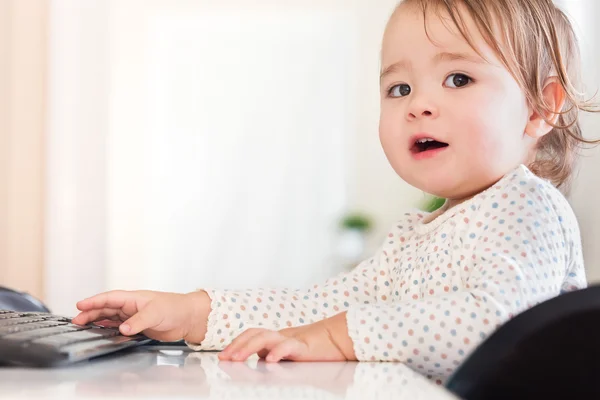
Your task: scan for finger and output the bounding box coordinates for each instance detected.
[265,338,307,363]
[257,348,270,359]
[71,308,128,325]
[230,330,285,362]
[257,339,288,359]
[72,309,128,325]
[76,290,138,313]
[93,315,123,323]
[219,328,263,359]
[70,313,87,325]
[119,301,163,336]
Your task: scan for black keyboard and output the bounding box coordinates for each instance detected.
[0,310,152,367]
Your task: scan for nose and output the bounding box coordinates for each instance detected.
[406,95,439,121]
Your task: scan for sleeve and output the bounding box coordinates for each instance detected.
[186,225,402,351]
[346,184,584,378]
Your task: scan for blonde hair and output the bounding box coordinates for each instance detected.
[397,0,600,193]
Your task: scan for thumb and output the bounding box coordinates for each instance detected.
[120,303,163,335]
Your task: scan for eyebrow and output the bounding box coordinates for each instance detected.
[379,51,486,82]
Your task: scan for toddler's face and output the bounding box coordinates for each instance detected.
[379,5,534,202]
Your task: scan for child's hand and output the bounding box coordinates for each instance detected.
[218,312,356,362]
[71,290,211,343]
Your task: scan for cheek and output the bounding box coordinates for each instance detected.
[378,108,404,149]
[378,107,412,176]
[455,86,527,149]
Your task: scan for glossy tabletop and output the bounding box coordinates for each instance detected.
[0,346,459,399]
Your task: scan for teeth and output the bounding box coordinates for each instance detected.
[416,138,435,143]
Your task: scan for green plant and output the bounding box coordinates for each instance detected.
[422,196,446,212]
[340,213,373,232]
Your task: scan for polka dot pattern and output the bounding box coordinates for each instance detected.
[187,165,586,377]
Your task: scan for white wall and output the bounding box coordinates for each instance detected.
[45,0,109,314]
[46,0,421,315]
[109,4,353,291]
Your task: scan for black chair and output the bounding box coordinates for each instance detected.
[446,285,600,399]
[0,286,50,313]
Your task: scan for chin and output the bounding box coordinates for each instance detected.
[402,173,455,198]
[399,162,447,186]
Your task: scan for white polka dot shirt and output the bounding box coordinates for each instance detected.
[187,164,586,377]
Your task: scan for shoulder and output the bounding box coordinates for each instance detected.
[463,164,581,245]
[467,164,575,221]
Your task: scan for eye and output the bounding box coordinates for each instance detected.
[444,73,472,88]
[388,84,411,98]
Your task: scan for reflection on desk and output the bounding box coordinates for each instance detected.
[0,347,458,399]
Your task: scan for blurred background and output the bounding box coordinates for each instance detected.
[0,0,598,315]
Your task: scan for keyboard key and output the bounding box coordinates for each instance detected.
[0,309,150,367]
[0,316,47,327]
[0,320,70,336]
[0,313,24,320]
[42,316,71,323]
[31,328,121,349]
[3,324,91,342]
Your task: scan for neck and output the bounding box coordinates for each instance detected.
[444,197,471,210]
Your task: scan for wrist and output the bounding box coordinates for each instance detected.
[183,290,212,344]
[323,312,357,361]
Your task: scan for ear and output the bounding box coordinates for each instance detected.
[524,76,566,139]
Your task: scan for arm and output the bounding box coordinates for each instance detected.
[216,202,573,366]
[186,225,401,350]
[213,175,585,369]
[346,188,584,376]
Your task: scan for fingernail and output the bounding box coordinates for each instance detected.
[120,324,130,334]
[231,352,240,360]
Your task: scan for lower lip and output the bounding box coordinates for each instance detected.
[411,146,449,160]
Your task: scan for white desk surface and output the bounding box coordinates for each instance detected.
[0,346,459,400]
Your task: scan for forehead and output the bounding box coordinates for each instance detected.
[381,4,498,66]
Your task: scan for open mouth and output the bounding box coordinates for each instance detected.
[411,138,449,154]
